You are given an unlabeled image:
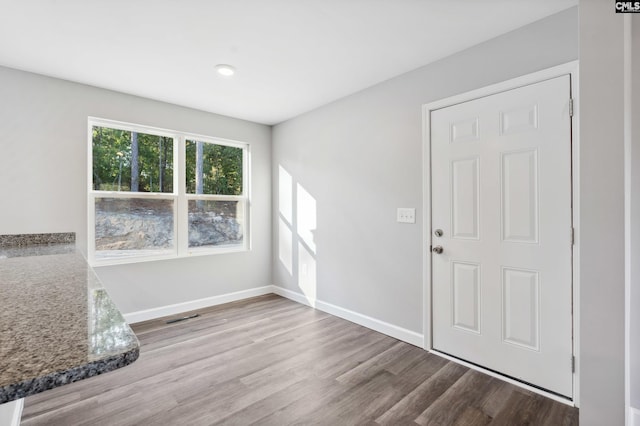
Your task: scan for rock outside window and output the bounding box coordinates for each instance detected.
[88,118,250,265]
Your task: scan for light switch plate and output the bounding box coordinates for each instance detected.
[397,208,416,224]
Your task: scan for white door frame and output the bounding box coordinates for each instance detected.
[422,61,580,406]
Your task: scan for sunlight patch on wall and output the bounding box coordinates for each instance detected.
[297,183,317,254]
[277,165,318,305]
[279,217,293,275]
[278,166,294,276]
[279,166,293,223]
[298,241,317,305]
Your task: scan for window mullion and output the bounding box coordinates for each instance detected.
[177,135,188,257]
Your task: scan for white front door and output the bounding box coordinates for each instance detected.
[430,75,573,398]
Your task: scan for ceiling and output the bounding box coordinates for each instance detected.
[0,1,577,125]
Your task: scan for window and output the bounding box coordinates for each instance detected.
[88,118,249,264]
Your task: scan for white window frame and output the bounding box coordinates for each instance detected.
[87,117,251,266]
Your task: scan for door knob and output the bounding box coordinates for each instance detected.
[432,246,443,254]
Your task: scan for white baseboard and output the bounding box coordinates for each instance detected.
[123,284,424,348]
[631,406,640,426]
[271,285,424,347]
[122,286,274,324]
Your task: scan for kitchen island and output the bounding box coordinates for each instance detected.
[0,233,139,424]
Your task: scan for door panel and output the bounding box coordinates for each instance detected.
[501,148,538,243]
[451,261,481,334]
[451,157,480,239]
[431,75,573,397]
[502,266,539,350]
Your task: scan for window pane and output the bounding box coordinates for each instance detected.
[95,198,174,259]
[92,126,174,193]
[185,140,243,195]
[188,200,244,248]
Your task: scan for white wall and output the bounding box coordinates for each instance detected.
[0,399,22,426]
[630,13,640,421]
[579,1,626,424]
[272,8,578,333]
[0,66,272,314]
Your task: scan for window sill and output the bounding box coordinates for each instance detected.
[90,245,248,267]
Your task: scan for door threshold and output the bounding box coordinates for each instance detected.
[429,349,575,407]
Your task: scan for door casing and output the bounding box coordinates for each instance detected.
[421,61,580,407]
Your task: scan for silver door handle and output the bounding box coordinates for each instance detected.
[432,246,443,254]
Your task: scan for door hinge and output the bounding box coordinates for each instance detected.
[571,227,575,246]
[571,356,576,373]
[569,98,574,117]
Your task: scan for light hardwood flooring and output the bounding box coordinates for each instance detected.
[22,294,578,425]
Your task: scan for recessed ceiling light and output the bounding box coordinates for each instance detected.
[215,64,236,77]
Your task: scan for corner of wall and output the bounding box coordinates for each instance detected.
[122,285,275,324]
[271,285,424,347]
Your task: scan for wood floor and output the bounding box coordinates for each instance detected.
[22,294,578,425]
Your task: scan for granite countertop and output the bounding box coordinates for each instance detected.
[0,235,139,404]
